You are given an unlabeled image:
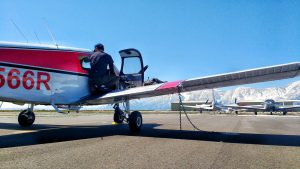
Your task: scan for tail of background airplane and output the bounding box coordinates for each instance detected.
[205,99,209,104]
[212,89,216,109]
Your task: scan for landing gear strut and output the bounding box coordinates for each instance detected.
[113,101,143,132]
[18,104,35,127]
[113,104,125,123]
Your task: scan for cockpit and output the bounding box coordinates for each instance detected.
[265,99,276,105]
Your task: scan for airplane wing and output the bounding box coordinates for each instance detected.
[182,105,214,110]
[222,105,265,111]
[84,62,300,105]
[278,105,300,111]
[182,105,201,109]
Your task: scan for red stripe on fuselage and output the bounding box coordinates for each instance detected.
[0,47,90,74]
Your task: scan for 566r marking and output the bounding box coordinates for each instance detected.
[0,67,51,90]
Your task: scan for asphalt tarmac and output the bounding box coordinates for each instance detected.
[0,112,299,169]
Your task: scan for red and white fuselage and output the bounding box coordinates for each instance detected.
[0,42,92,105]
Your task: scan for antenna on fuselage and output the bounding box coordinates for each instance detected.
[43,18,58,48]
[34,31,41,44]
[10,19,29,43]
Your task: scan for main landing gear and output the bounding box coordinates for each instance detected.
[18,104,35,127]
[113,101,143,132]
[113,104,125,123]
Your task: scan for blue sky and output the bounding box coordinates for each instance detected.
[1,0,300,89]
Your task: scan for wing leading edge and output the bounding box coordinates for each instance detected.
[85,62,300,105]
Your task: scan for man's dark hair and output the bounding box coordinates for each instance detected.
[95,43,104,51]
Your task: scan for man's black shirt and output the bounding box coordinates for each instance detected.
[89,51,115,78]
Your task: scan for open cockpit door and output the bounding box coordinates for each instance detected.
[119,49,148,88]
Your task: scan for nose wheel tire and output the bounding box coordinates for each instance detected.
[128,111,143,132]
[18,109,35,127]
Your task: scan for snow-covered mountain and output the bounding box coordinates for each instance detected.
[1,81,300,110]
[221,81,300,103]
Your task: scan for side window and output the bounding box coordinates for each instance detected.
[122,57,142,74]
[81,57,91,70]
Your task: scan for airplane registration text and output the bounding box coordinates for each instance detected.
[0,67,51,90]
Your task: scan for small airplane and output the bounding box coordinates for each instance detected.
[0,41,299,131]
[224,99,300,115]
[182,100,230,113]
[181,90,227,113]
[182,99,214,112]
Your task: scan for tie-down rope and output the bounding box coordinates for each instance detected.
[177,86,202,131]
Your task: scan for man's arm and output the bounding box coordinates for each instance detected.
[108,55,116,75]
[89,53,98,68]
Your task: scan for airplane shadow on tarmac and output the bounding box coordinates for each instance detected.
[0,123,299,148]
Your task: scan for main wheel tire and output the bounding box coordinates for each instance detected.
[114,108,125,123]
[18,109,35,127]
[283,111,287,115]
[128,111,143,132]
[254,112,257,115]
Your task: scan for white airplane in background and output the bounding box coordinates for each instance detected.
[182,90,232,113]
[223,99,300,115]
[182,99,213,112]
[0,41,299,131]
[182,100,230,113]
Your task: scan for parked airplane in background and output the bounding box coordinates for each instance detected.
[0,41,299,131]
[182,100,231,113]
[182,90,229,113]
[182,99,214,113]
[223,99,300,115]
